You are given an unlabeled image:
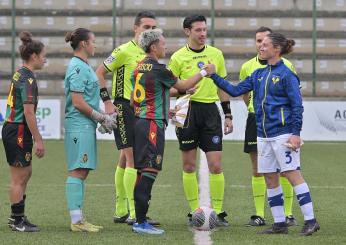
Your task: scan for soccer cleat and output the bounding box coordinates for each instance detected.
[246,215,266,226]
[286,215,298,226]
[259,222,288,234]
[7,217,15,228]
[187,213,193,227]
[11,217,40,232]
[132,222,164,235]
[113,213,129,223]
[126,217,161,227]
[83,220,103,229]
[300,219,320,236]
[216,211,229,227]
[70,221,100,232]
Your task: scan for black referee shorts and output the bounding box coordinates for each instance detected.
[176,101,222,152]
[113,98,135,150]
[2,123,33,167]
[244,113,257,153]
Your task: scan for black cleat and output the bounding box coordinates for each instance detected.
[259,222,288,234]
[300,219,320,236]
[113,213,129,223]
[246,215,266,226]
[216,211,229,227]
[11,217,40,232]
[286,215,298,226]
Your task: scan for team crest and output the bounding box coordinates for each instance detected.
[28,78,34,84]
[156,155,162,165]
[150,132,156,141]
[82,153,88,163]
[272,76,280,84]
[25,152,31,162]
[212,136,220,144]
[17,137,23,144]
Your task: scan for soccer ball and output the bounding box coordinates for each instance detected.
[191,206,218,231]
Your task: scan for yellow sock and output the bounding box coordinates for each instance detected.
[124,167,137,218]
[252,176,266,218]
[209,172,225,214]
[114,166,127,217]
[281,176,294,216]
[183,171,199,212]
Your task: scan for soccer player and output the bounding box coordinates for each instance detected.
[64,28,117,232]
[240,27,297,226]
[168,14,233,226]
[205,32,320,236]
[96,11,159,225]
[2,31,45,232]
[131,28,207,235]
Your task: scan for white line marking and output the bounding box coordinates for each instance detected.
[193,150,212,245]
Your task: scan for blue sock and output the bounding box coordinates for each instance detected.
[294,182,315,221]
[267,186,285,223]
[65,176,84,211]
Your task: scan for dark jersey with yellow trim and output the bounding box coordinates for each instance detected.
[5,66,38,124]
[103,40,145,100]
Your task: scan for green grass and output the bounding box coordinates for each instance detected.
[1,140,346,244]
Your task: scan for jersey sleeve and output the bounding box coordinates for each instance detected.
[69,65,88,93]
[159,66,178,88]
[239,63,248,81]
[168,55,180,78]
[20,75,38,104]
[216,51,227,78]
[103,47,126,72]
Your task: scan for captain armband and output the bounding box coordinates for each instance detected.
[100,87,111,102]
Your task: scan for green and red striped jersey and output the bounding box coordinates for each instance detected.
[4,66,38,124]
[132,57,177,124]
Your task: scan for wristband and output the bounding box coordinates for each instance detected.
[199,69,207,77]
[221,101,231,115]
[100,87,111,102]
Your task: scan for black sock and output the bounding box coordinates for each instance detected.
[134,172,157,224]
[11,199,25,223]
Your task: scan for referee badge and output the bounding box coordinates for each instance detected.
[25,152,31,162]
[212,136,220,144]
[82,154,88,163]
[197,61,205,69]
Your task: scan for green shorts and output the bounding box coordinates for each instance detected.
[64,130,97,171]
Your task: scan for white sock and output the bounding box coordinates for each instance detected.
[70,209,83,224]
[294,183,315,221]
[267,186,285,223]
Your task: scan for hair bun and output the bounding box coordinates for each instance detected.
[19,31,33,44]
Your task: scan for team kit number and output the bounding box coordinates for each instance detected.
[133,72,145,103]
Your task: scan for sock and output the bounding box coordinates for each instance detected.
[124,167,137,218]
[183,171,199,213]
[252,176,266,218]
[209,172,225,214]
[11,199,25,223]
[267,186,285,223]
[134,172,157,224]
[294,182,315,221]
[114,166,127,217]
[70,209,83,224]
[65,176,84,211]
[280,176,293,217]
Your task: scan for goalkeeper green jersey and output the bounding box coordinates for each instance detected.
[169,45,227,103]
[239,56,296,113]
[103,40,146,100]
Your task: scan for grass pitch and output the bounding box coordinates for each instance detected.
[0,140,345,244]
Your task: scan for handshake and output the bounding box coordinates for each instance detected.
[91,109,118,134]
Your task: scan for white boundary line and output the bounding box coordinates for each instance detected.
[193,150,213,245]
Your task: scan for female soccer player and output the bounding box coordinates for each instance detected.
[204,32,319,236]
[2,31,46,232]
[64,28,116,232]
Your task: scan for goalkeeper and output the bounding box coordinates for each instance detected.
[64,28,117,232]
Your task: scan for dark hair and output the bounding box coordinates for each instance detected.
[65,28,92,50]
[134,11,156,26]
[18,31,44,61]
[256,26,272,34]
[267,32,295,55]
[183,14,206,29]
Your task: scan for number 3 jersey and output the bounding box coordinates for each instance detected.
[4,66,38,124]
[131,56,177,125]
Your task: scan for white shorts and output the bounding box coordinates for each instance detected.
[257,134,301,173]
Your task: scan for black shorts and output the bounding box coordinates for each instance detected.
[1,123,33,167]
[176,101,222,152]
[133,118,165,171]
[244,113,257,153]
[113,98,134,150]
